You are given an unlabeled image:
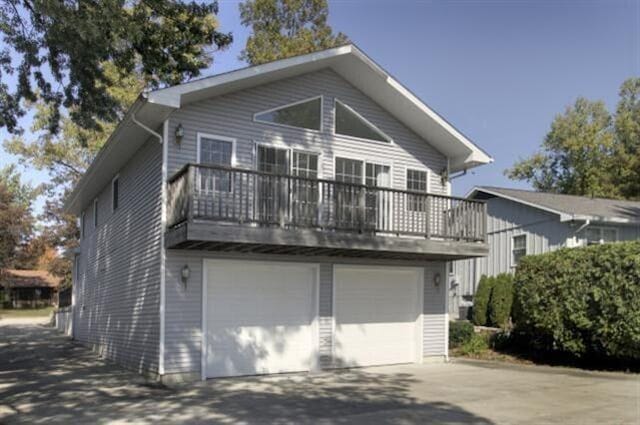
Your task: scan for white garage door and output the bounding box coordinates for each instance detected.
[204,260,318,378]
[334,266,423,367]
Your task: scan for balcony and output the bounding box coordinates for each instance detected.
[165,164,488,261]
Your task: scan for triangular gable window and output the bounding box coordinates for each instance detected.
[334,99,392,143]
[254,96,322,131]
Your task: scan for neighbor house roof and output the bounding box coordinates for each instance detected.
[1,270,61,289]
[468,186,640,224]
[64,44,492,215]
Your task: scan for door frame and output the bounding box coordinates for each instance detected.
[201,258,321,380]
[332,264,425,365]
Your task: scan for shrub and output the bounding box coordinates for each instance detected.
[458,333,490,356]
[489,273,515,327]
[513,241,640,360]
[449,321,474,348]
[472,275,494,326]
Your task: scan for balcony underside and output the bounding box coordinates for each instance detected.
[165,220,489,261]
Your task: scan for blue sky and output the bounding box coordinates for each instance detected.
[1,0,638,211]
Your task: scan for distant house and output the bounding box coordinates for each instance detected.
[451,186,640,318]
[0,269,61,308]
[63,45,492,382]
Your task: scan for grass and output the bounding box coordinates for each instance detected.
[0,306,54,319]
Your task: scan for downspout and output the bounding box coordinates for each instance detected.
[571,219,590,247]
[132,112,167,378]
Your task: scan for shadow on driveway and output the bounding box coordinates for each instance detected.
[0,323,492,424]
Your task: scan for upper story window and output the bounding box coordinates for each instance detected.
[254,96,322,131]
[406,169,428,212]
[112,176,119,212]
[584,226,617,245]
[512,234,527,266]
[334,99,392,143]
[257,145,289,174]
[197,134,235,192]
[93,199,99,227]
[292,151,318,178]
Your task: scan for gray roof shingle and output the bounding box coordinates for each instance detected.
[473,186,640,222]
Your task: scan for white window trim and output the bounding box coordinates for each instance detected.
[111,174,119,212]
[196,133,237,167]
[253,95,324,133]
[583,226,619,245]
[511,234,527,268]
[332,155,394,187]
[333,98,393,145]
[93,198,99,227]
[405,167,431,194]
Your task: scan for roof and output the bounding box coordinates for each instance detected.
[64,44,492,215]
[469,186,640,224]
[1,270,62,289]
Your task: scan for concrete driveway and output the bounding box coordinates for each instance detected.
[0,320,638,424]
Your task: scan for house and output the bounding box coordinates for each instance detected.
[0,269,61,308]
[451,186,640,318]
[63,44,492,382]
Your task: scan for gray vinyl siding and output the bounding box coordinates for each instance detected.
[73,138,162,373]
[165,68,447,195]
[164,253,447,375]
[452,196,640,310]
[423,262,447,357]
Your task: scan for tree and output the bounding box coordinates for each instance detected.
[613,78,640,199]
[239,0,348,66]
[505,98,617,198]
[0,0,232,135]
[0,166,34,271]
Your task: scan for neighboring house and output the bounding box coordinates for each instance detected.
[64,45,492,382]
[0,269,61,308]
[451,186,640,318]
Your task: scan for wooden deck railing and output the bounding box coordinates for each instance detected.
[167,164,487,243]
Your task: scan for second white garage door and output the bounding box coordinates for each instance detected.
[203,260,318,378]
[334,266,423,367]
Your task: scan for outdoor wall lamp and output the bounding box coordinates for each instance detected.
[181,264,190,287]
[175,123,184,145]
[433,272,441,287]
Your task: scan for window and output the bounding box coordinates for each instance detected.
[93,199,99,227]
[583,226,617,245]
[334,99,391,143]
[254,96,322,131]
[197,135,235,192]
[291,151,319,224]
[112,176,119,211]
[335,157,363,184]
[406,169,428,212]
[512,235,527,266]
[80,212,85,239]
[257,145,289,174]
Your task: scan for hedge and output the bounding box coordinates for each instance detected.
[489,274,515,327]
[449,320,474,348]
[472,273,514,327]
[472,275,493,326]
[513,241,640,359]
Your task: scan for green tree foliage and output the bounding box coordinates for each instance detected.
[0,166,35,270]
[506,78,640,200]
[472,275,493,326]
[613,78,640,199]
[513,242,640,359]
[239,0,348,66]
[506,98,617,198]
[0,0,232,134]
[488,274,514,327]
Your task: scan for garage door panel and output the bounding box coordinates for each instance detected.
[334,267,422,367]
[205,261,317,378]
